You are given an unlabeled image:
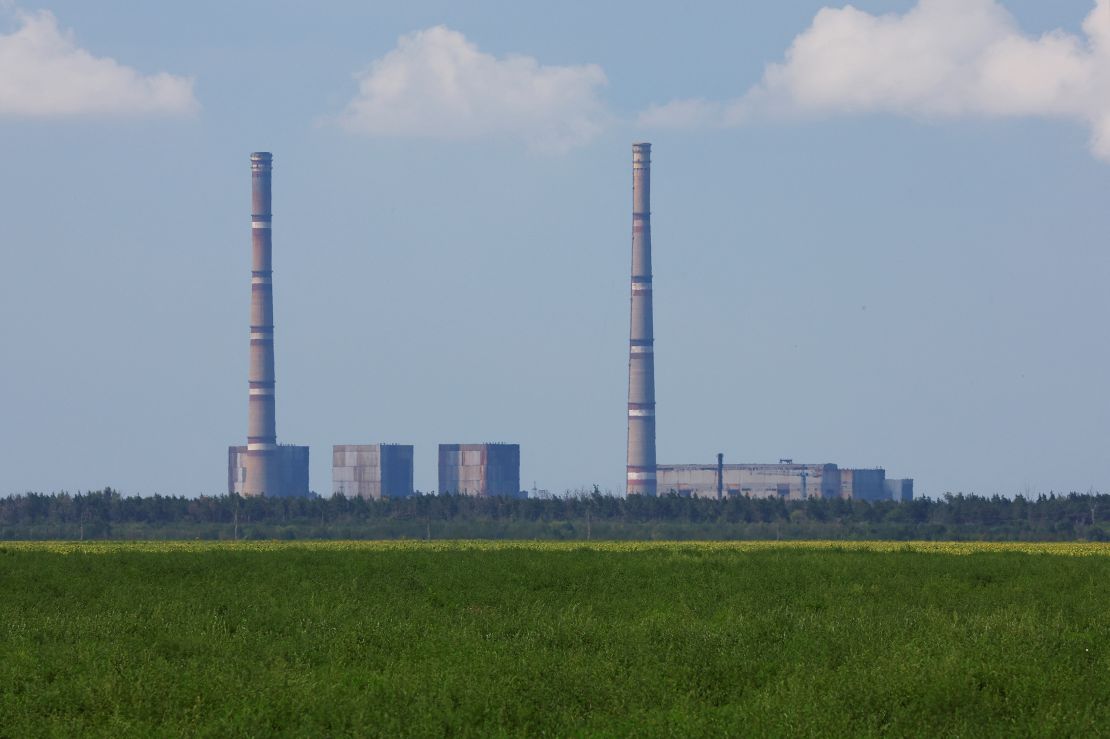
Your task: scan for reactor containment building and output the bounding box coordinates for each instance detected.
[332,444,415,499]
[439,444,521,497]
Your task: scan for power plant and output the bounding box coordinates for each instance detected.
[223,146,911,501]
[657,460,913,501]
[227,152,308,497]
[626,143,658,496]
[333,444,414,499]
[438,444,522,497]
[624,143,912,500]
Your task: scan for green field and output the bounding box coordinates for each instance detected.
[2,541,1108,736]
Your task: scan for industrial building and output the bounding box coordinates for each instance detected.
[658,461,839,500]
[656,457,912,501]
[227,152,309,497]
[840,468,887,501]
[228,445,309,497]
[626,143,658,496]
[439,444,521,497]
[885,478,914,502]
[212,145,913,502]
[333,444,414,499]
[624,142,914,500]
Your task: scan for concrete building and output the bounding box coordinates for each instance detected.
[439,444,521,497]
[656,456,913,501]
[228,445,309,497]
[333,444,414,499]
[658,462,840,500]
[885,478,914,502]
[626,143,658,496]
[227,152,309,497]
[840,468,887,501]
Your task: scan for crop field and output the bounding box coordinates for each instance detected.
[2,542,1108,736]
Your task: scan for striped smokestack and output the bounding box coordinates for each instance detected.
[244,152,278,496]
[627,143,657,496]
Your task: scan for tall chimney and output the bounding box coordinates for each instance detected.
[244,152,278,496]
[627,143,657,496]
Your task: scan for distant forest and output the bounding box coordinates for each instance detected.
[1,489,1108,541]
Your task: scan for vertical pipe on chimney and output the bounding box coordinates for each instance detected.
[244,152,278,496]
[627,143,657,496]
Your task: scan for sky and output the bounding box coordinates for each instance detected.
[1,0,1109,499]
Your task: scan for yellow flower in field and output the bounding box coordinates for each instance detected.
[4,540,1110,557]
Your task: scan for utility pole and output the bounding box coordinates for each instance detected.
[716,453,724,500]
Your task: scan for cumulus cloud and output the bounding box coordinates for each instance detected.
[641,0,1110,161]
[638,98,738,130]
[0,8,197,118]
[336,26,609,152]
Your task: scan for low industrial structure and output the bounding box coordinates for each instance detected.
[658,461,839,500]
[228,445,309,497]
[439,444,521,497]
[884,478,914,502]
[333,444,414,499]
[840,468,886,501]
[657,456,912,501]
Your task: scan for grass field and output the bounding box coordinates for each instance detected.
[2,541,1108,736]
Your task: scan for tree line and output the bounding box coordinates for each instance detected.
[1,489,1108,541]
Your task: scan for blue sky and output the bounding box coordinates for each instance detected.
[1,0,1109,498]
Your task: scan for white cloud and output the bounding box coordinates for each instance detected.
[640,0,1110,161]
[0,9,197,118]
[638,98,736,130]
[336,26,609,152]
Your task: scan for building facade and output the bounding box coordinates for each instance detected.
[228,445,309,497]
[333,444,414,499]
[657,460,913,501]
[658,463,840,500]
[884,478,914,502]
[438,443,521,497]
[840,468,887,501]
